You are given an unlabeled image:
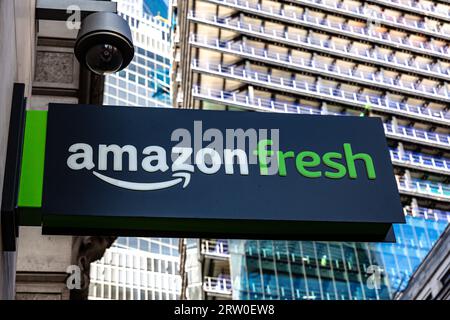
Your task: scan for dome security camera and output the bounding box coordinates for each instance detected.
[75,12,134,75]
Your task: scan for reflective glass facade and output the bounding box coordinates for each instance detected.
[229,215,449,300]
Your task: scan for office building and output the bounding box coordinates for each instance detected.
[172,0,450,299]
[103,0,172,108]
[89,237,181,300]
[89,0,182,300]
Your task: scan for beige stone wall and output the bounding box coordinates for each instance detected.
[14,3,92,301]
[15,227,73,300]
[0,0,35,300]
[0,0,18,300]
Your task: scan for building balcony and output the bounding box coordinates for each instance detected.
[396,176,450,202]
[201,239,230,260]
[366,0,450,22]
[390,149,450,175]
[203,276,233,297]
[190,9,449,59]
[188,14,450,81]
[190,35,449,103]
[404,206,450,223]
[193,86,330,113]
[192,60,450,126]
[192,86,450,150]
[280,0,449,40]
[384,123,450,151]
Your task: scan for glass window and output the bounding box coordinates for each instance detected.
[88,283,94,297]
[140,239,149,251]
[137,47,145,56]
[156,64,164,73]
[167,261,173,274]
[111,285,117,300]
[128,83,136,93]
[347,273,364,300]
[335,280,350,300]
[137,86,146,96]
[96,284,102,298]
[162,245,170,256]
[108,76,117,86]
[128,63,136,72]
[151,242,160,254]
[106,97,117,106]
[147,258,152,271]
[104,284,111,299]
[128,238,137,248]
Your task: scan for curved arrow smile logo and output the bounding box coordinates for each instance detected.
[66,142,253,192]
[92,171,191,191]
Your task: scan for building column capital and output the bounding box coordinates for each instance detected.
[70,236,116,300]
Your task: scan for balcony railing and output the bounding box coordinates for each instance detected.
[192,86,450,150]
[188,13,450,80]
[396,176,450,201]
[404,206,450,223]
[191,8,449,59]
[191,35,450,102]
[203,276,233,295]
[383,123,450,150]
[366,0,450,22]
[192,60,450,126]
[201,239,230,258]
[285,0,449,39]
[390,149,450,174]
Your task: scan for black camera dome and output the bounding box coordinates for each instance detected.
[75,12,134,75]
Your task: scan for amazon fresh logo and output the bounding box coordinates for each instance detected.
[66,121,376,191]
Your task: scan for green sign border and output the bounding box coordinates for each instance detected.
[18,110,47,211]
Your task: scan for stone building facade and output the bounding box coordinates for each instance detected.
[0,0,115,300]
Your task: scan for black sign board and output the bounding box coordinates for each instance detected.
[42,104,404,241]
